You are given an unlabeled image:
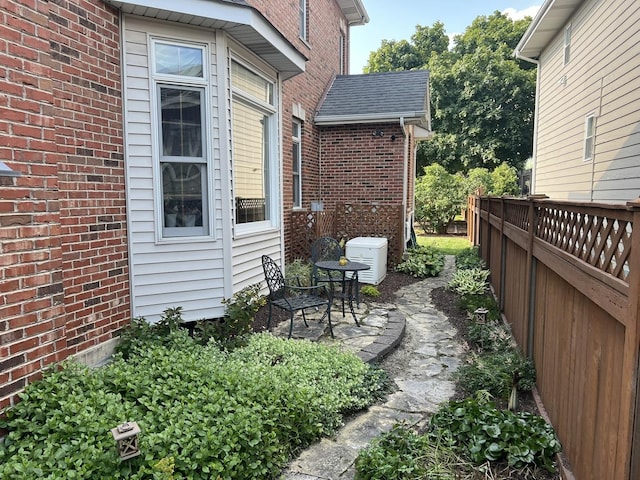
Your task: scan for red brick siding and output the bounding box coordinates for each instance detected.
[320,123,407,209]
[0,0,129,411]
[247,0,347,261]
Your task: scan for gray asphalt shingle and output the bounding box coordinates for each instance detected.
[316,70,429,119]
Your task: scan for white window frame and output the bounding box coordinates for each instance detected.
[151,39,212,240]
[299,0,308,42]
[292,119,302,209]
[230,57,279,235]
[563,24,571,66]
[339,32,345,75]
[584,113,596,161]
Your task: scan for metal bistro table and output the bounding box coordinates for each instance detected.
[313,259,370,325]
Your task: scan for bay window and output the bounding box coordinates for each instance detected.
[231,60,277,228]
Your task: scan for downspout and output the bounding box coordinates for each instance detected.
[400,117,409,248]
[515,51,541,195]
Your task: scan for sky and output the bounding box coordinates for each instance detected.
[349,0,541,74]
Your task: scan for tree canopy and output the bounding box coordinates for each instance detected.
[364,11,536,175]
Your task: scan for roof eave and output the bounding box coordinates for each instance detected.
[514,0,583,60]
[336,0,369,26]
[104,0,306,79]
[315,111,430,130]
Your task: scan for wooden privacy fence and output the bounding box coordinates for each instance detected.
[467,195,640,480]
[289,203,404,266]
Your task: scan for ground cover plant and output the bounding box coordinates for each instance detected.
[0,331,387,479]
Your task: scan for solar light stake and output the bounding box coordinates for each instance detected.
[111,421,141,460]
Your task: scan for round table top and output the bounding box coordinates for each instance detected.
[314,260,370,272]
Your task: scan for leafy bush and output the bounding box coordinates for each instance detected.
[355,424,460,480]
[395,245,445,278]
[116,307,184,359]
[454,246,485,270]
[428,393,561,471]
[285,258,312,287]
[0,334,386,479]
[194,283,266,348]
[490,162,520,196]
[360,285,380,297]
[457,293,500,322]
[446,268,490,295]
[454,350,536,399]
[467,321,514,353]
[414,163,466,234]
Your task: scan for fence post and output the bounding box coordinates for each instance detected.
[625,198,640,480]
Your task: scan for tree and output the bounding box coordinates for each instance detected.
[490,162,520,195]
[465,167,493,196]
[414,164,465,234]
[365,14,536,176]
[364,21,449,73]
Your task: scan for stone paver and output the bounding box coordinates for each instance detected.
[276,256,463,480]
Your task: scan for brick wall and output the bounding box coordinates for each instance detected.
[319,123,407,209]
[0,0,129,411]
[247,0,347,261]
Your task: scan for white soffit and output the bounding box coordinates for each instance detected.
[515,0,583,59]
[335,0,369,26]
[104,0,306,79]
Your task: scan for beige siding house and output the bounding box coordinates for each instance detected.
[515,0,640,203]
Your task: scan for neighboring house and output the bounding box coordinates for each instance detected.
[315,71,431,245]
[515,0,640,202]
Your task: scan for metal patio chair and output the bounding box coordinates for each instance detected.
[261,255,333,338]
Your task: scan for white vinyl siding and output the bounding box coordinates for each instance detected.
[122,17,226,323]
[533,0,640,203]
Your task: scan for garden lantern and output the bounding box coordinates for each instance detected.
[111,421,141,460]
[474,307,489,324]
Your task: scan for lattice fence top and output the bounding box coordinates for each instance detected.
[289,203,404,266]
[535,206,632,282]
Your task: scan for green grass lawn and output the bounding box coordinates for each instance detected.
[417,234,471,256]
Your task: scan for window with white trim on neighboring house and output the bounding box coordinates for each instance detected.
[292,120,302,208]
[584,114,595,161]
[153,40,210,238]
[230,59,278,229]
[564,24,571,65]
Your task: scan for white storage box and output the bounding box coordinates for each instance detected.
[346,237,388,285]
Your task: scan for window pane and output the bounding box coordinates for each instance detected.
[162,162,206,228]
[231,61,273,105]
[155,43,203,77]
[232,100,270,224]
[160,87,203,157]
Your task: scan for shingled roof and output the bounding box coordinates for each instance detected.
[315,70,431,133]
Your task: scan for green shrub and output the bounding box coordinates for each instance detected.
[446,268,489,295]
[454,350,536,399]
[395,245,445,278]
[428,393,561,471]
[454,246,485,270]
[0,334,386,479]
[116,307,184,359]
[360,285,380,297]
[467,321,514,353]
[285,258,312,287]
[194,283,266,349]
[457,293,500,322]
[355,424,460,480]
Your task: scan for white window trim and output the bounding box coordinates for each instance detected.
[150,38,214,241]
[563,23,571,66]
[230,55,280,236]
[299,0,308,42]
[292,119,302,209]
[583,113,596,162]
